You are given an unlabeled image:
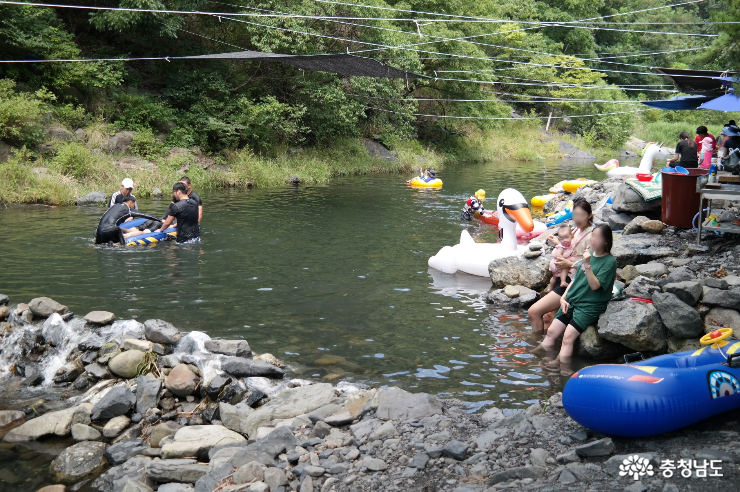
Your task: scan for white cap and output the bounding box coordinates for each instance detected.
[121,178,134,189]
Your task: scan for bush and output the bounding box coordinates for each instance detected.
[55,103,88,128]
[130,128,167,160]
[50,142,96,179]
[0,79,52,147]
[111,92,177,131]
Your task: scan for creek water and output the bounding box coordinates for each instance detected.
[1,158,609,413]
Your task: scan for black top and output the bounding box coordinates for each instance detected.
[675,140,699,168]
[167,198,200,243]
[109,191,137,209]
[172,191,202,206]
[722,136,740,154]
[97,204,157,232]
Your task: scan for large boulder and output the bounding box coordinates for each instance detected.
[49,441,108,484]
[106,131,137,154]
[3,405,90,442]
[92,386,136,421]
[611,234,674,268]
[635,262,668,279]
[238,383,335,437]
[362,138,399,163]
[165,364,200,397]
[489,254,551,291]
[486,285,539,309]
[160,425,245,460]
[598,300,667,352]
[106,438,150,466]
[701,288,740,310]
[612,184,661,214]
[109,350,147,379]
[29,297,67,317]
[220,358,285,379]
[657,267,696,288]
[653,292,703,339]
[76,191,107,206]
[623,276,659,299]
[143,319,182,345]
[577,326,631,360]
[662,281,703,305]
[218,402,254,435]
[604,209,633,231]
[704,307,740,334]
[376,387,444,420]
[47,124,74,141]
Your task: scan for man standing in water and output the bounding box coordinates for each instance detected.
[157,182,200,243]
[173,176,203,224]
[95,196,159,244]
[108,178,137,209]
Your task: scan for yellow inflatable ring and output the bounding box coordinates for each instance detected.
[531,194,558,207]
[408,177,443,188]
[700,328,734,345]
[562,179,597,193]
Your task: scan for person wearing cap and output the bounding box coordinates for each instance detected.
[718,125,740,160]
[109,178,137,209]
[461,189,486,221]
[171,176,202,224]
[94,196,159,245]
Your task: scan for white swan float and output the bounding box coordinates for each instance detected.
[594,142,664,178]
[428,188,534,277]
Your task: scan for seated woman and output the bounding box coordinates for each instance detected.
[527,199,594,333]
[666,131,699,169]
[534,224,617,362]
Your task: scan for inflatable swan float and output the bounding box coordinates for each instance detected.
[594,142,664,178]
[428,189,534,277]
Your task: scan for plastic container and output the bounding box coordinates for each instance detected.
[636,173,652,182]
[709,164,718,184]
[661,168,708,229]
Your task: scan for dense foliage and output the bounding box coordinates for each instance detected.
[0,0,723,153]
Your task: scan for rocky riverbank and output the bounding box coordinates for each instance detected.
[486,175,740,361]
[1,294,739,492]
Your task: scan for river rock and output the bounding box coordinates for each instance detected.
[146,459,209,483]
[620,265,639,283]
[635,262,668,279]
[658,267,696,287]
[85,311,116,325]
[143,319,182,345]
[106,131,137,154]
[487,466,548,485]
[598,300,667,351]
[667,336,703,353]
[238,383,335,437]
[161,425,245,459]
[76,190,107,206]
[0,410,25,438]
[92,386,136,421]
[220,357,285,378]
[704,307,740,333]
[612,184,661,213]
[489,254,551,291]
[71,423,101,441]
[123,339,153,352]
[136,375,161,414]
[106,438,150,465]
[701,288,740,309]
[653,292,703,338]
[577,325,630,360]
[705,277,729,290]
[604,209,632,231]
[4,405,90,442]
[91,455,152,492]
[663,281,702,305]
[121,480,154,492]
[109,350,147,379]
[165,364,200,397]
[204,340,252,358]
[376,387,443,420]
[103,415,131,438]
[575,438,614,457]
[149,421,182,448]
[487,286,539,309]
[504,285,520,298]
[29,297,67,317]
[85,362,111,379]
[264,467,288,490]
[233,461,264,483]
[205,374,232,401]
[49,441,108,484]
[642,220,666,234]
[612,234,674,268]
[218,402,254,435]
[623,276,659,298]
[623,216,649,236]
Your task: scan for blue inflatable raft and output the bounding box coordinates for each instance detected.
[121,218,177,246]
[563,328,740,437]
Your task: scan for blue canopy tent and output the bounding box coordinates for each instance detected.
[641,95,714,110]
[697,92,740,112]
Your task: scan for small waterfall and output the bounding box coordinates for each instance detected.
[175,331,220,385]
[176,331,212,354]
[40,314,90,386]
[0,325,38,376]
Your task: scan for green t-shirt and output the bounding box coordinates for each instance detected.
[556,253,617,328]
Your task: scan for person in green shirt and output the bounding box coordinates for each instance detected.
[537,224,617,361]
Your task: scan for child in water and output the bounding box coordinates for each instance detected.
[548,225,576,291]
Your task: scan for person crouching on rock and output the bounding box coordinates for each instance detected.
[461,189,486,220]
[535,224,617,362]
[527,199,594,333]
[94,196,161,245]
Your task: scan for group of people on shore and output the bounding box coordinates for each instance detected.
[94,177,202,245]
[667,121,740,169]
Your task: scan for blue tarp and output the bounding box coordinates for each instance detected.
[640,95,714,110]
